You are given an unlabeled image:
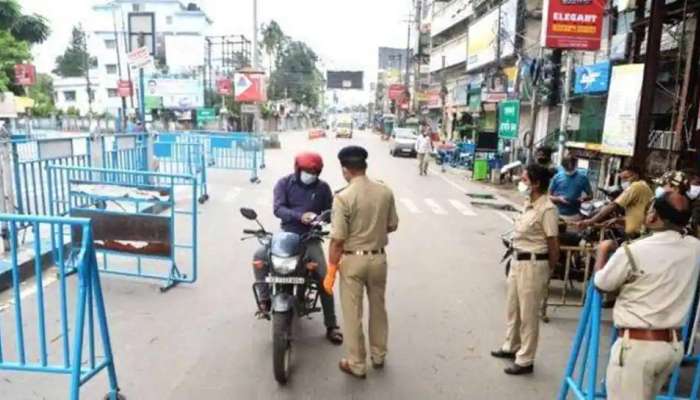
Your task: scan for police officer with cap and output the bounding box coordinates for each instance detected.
[323,145,399,378]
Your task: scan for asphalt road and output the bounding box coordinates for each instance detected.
[0,130,587,399]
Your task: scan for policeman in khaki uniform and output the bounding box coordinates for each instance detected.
[323,146,399,378]
[595,191,700,400]
[492,164,560,375]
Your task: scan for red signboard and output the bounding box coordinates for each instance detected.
[14,64,36,86]
[216,78,232,96]
[388,84,406,101]
[542,0,605,50]
[117,80,133,97]
[234,70,266,103]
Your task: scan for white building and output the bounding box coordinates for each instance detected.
[53,0,212,116]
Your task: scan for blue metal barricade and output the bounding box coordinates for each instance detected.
[46,165,199,291]
[10,135,92,226]
[558,281,700,399]
[0,213,122,400]
[153,141,209,203]
[102,133,148,172]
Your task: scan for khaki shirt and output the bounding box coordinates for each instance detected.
[594,231,700,329]
[513,195,559,254]
[614,180,653,235]
[330,176,398,251]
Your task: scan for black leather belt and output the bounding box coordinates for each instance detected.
[343,249,385,256]
[515,252,549,261]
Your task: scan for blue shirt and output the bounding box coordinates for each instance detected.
[273,174,333,235]
[549,170,592,216]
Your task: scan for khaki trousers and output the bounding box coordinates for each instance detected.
[606,336,683,400]
[339,253,388,375]
[501,259,549,366]
[417,153,429,174]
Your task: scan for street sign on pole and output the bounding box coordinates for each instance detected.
[127,47,152,69]
[117,80,133,97]
[14,64,36,86]
[216,78,233,95]
[498,100,520,139]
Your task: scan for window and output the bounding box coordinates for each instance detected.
[132,4,142,12]
[63,91,76,102]
[166,16,173,25]
[107,89,119,98]
[105,39,117,49]
[106,64,118,74]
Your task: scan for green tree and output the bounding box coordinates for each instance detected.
[0,0,49,93]
[269,40,323,109]
[54,25,96,77]
[27,73,55,117]
[261,21,285,69]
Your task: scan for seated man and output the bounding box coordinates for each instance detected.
[549,156,592,222]
[594,191,700,400]
[252,152,343,345]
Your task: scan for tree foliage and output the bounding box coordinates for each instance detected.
[269,40,323,109]
[261,20,286,65]
[0,0,49,93]
[27,73,55,117]
[54,25,96,78]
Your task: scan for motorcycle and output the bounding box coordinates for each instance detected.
[240,207,329,385]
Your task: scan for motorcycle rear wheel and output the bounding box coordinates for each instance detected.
[272,311,292,384]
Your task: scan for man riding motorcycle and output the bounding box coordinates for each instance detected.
[252,152,344,345]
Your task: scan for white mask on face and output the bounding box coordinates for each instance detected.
[655,186,666,198]
[689,185,700,200]
[299,171,318,185]
[518,181,531,196]
[621,180,631,190]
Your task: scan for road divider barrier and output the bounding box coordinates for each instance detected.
[153,141,209,203]
[0,213,123,400]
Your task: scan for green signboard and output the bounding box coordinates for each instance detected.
[196,107,217,122]
[144,96,162,111]
[498,100,520,139]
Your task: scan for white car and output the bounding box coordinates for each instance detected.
[389,128,418,157]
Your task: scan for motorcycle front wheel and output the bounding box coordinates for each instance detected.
[272,311,293,384]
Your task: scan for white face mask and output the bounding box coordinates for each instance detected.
[299,171,318,185]
[621,180,631,190]
[518,181,531,196]
[689,185,700,200]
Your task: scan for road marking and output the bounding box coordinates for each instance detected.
[448,199,476,216]
[425,198,448,215]
[400,198,422,214]
[496,211,515,224]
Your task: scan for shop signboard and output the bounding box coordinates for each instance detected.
[388,84,406,101]
[541,0,605,50]
[196,107,217,122]
[14,64,36,86]
[574,60,611,94]
[601,64,645,156]
[498,100,520,139]
[466,0,517,71]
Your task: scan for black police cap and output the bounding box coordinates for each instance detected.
[337,146,368,163]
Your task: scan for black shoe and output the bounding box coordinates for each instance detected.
[504,363,534,375]
[490,349,516,360]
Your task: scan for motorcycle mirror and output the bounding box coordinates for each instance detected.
[240,208,258,220]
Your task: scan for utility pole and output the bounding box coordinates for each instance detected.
[82,28,94,131]
[404,10,413,118]
[252,0,261,135]
[413,0,422,114]
[112,5,127,132]
[557,51,573,164]
[119,6,135,109]
[526,47,544,164]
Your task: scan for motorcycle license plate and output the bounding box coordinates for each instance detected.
[265,276,305,285]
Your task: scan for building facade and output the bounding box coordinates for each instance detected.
[53,0,212,117]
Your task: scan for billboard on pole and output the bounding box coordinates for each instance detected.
[326,71,364,89]
[601,64,645,156]
[541,0,605,50]
[234,71,266,102]
[466,0,518,71]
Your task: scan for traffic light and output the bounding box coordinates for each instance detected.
[539,50,562,107]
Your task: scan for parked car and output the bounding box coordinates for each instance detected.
[308,129,326,139]
[334,119,353,138]
[389,128,418,157]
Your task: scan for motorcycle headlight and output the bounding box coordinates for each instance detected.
[271,255,298,275]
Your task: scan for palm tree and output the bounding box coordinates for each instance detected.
[0,0,50,44]
[261,20,285,76]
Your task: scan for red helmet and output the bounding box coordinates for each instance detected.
[294,152,324,174]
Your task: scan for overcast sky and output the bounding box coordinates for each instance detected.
[20,0,412,105]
